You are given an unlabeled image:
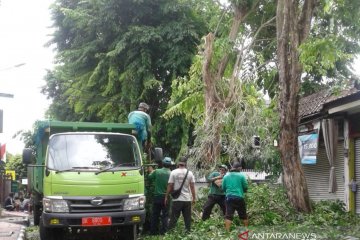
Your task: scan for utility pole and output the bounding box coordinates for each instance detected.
[0,93,14,133]
[0,93,14,99]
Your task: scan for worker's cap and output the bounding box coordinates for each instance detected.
[218,164,228,170]
[231,162,242,170]
[138,102,149,110]
[177,156,188,165]
[162,157,172,165]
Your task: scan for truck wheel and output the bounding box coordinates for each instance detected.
[39,218,65,240]
[33,204,41,226]
[121,225,137,240]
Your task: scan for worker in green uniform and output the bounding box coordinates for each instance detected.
[201,164,228,220]
[222,162,249,231]
[147,157,172,235]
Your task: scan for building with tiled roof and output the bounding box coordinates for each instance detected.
[297,86,360,214]
[299,87,360,123]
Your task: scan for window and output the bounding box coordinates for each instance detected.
[47,133,141,171]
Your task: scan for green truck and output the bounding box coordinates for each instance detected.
[23,120,160,240]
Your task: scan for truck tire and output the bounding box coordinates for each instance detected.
[121,225,137,240]
[33,204,41,226]
[32,193,42,226]
[39,218,65,240]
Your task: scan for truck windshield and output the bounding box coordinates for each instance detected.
[47,133,141,172]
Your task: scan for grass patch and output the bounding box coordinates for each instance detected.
[25,226,40,240]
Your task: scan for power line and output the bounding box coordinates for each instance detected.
[0,63,26,72]
[0,93,14,98]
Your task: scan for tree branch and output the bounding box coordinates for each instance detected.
[225,16,276,105]
[298,0,317,43]
[215,0,261,81]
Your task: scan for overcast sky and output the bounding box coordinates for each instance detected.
[0,0,54,154]
[0,1,359,155]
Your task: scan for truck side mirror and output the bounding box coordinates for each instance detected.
[22,148,33,165]
[154,148,163,163]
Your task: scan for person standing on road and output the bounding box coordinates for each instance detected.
[222,162,249,231]
[165,157,196,233]
[128,102,152,150]
[201,164,228,220]
[147,157,172,235]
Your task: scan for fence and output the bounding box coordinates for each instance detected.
[0,172,12,207]
[196,169,269,183]
[195,169,270,198]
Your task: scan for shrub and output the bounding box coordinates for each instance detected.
[302,200,357,226]
[246,183,297,225]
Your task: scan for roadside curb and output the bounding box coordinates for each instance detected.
[0,209,30,240]
[17,226,26,240]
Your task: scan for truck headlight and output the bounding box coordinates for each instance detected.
[123,196,145,210]
[43,198,69,213]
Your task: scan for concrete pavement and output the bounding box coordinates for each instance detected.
[0,209,29,240]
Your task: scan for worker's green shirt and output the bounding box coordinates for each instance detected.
[222,172,248,198]
[207,172,225,195]
[148,167,171,196]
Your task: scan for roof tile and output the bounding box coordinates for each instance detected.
[299,87,360,119]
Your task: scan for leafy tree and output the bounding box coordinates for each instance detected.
[299,0,360,95]
[42,70,84,121]
[275,0,360,213]
[256,0,360,98]
[42,0,207,157]
[5,153,27,180]
[199,0,275,167]
[164,0,280,174]
[38,0,360,213]
[165,0,360,212]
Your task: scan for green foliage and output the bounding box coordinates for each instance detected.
[230,0,256,8]
[302,200,358,226]
[165,72,281,172]
[152,115,191,158]
[42,0,208,157]
[246,183,297,225]
[299,37,351,77]
[163,0,281,170]
[38,0,360,171]
[298,0,360,95]
[250,0,360,97]
[163,55,204,124]
[140,184,360,239]
[187,82,280,173]
[5,153,27,180]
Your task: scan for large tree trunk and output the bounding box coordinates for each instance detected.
[277,0,316,212]
[201,4,247,166]
[202,32,222,166]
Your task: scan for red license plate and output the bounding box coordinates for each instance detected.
[82,216,112,226]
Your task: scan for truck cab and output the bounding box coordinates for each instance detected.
[23,121,147,240]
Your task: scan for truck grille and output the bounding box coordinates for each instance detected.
[65,196,124,213]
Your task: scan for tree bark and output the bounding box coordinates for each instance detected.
[276,0,316,212]
[201,3,248,166]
